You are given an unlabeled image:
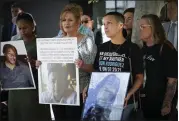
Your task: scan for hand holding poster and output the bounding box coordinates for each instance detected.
[0,41,36,90]
[37,38,80,106]
[82,72,130,121]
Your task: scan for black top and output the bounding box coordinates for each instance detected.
[0,61,34,89]
[93,40,143,104]
[8,39,51,121]
[142,43,177,104]
[94,28,103,47]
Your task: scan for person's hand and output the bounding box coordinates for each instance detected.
[161,102,171,116]
[1,101,7,106]
[82,86,88,103]
[75,59,84,68]
[25,55,30,63]
[124,93,132,108]
[35,60,42,69]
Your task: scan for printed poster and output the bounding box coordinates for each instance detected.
[0,40,36,90]
[82,72,130,120]
[36,38,80,106]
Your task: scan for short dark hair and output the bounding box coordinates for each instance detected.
[3,44,17,55]
[123,8,135,15]
[47,63,64,76]
[16,12,34,24]
[104,12,124,23]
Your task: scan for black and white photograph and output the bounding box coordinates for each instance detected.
[38,63,79,105]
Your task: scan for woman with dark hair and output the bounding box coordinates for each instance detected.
[0,44,34,89]
[139,14,178,120]
[8,13,51,121]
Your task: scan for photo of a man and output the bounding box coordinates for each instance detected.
[83,74,120,120]
[39,63,77,105]
[82,72,130,120]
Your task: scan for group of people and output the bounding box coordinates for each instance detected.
[0,0,178,121]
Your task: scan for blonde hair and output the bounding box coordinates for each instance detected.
[63,3,83,14]
[60,4,81,22]
[141,14,167,44]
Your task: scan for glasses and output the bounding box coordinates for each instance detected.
[139,25,151,30]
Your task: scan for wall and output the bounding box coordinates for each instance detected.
[0,0,68,38]
[92,0,105,29]
[131,1,165,47]
[22,0,68,37]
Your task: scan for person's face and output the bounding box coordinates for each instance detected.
[124,12,134,30]
[167,2,178,21]
[17,20,34,38]
[5,48,16,65]
[103,15,123,38]
[81,15,93,29]
[61,12,80,34]
[47,71,69,99]
[96,84,117,111]
[97,84,116,106]
[47,72,57,94]
[139,18,152,42]
[11,7,21,18]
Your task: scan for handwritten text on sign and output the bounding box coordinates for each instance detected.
[36,38,77,63]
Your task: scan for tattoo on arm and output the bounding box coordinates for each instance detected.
[163,79,177,107]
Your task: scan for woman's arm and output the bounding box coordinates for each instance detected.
[161,43,178,116]
[162,78,177,116]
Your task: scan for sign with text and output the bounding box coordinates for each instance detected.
[36,38,78,63]
[36,38,80,106]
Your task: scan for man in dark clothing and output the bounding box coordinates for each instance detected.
[123,8,135,41]
[1,3,23,42]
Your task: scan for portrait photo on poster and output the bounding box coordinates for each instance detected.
[38,63,80,106]
[0,40,36,90]
[82,72,130,121]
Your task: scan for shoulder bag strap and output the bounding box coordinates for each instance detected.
[128,43,137,111]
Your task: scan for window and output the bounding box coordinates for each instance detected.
[105,0,135,13]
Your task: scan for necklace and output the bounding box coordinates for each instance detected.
[109,42,121,53]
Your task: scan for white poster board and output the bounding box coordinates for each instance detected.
[37,38,80,106]
[0,40,36,90]
[82,72,130,120]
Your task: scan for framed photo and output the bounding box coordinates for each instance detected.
[82,72,130,120]
[0,40,36,90]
